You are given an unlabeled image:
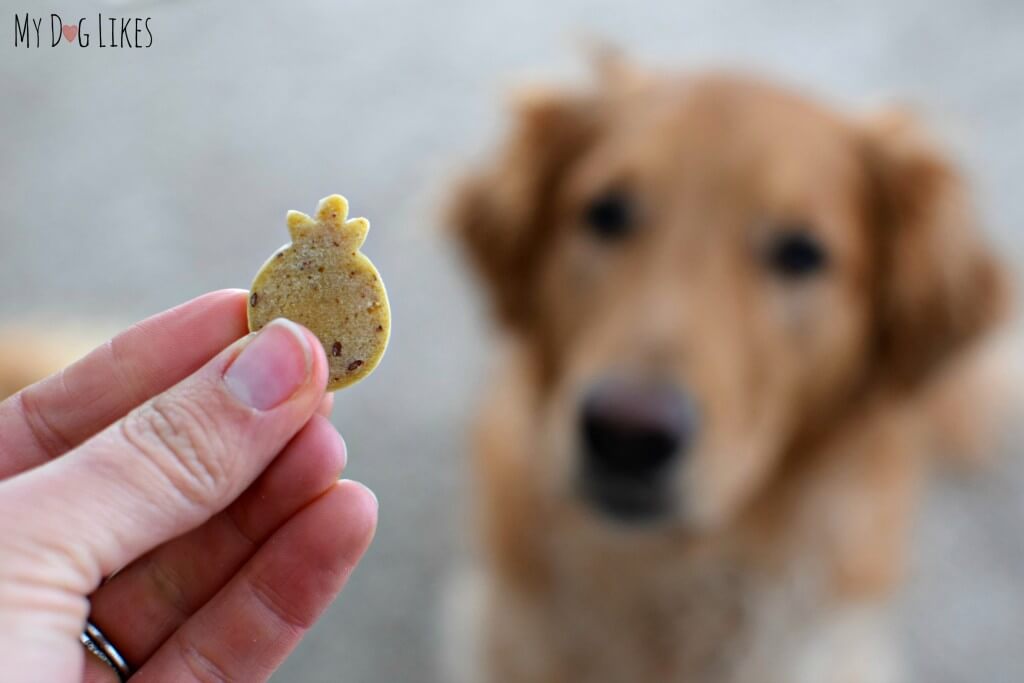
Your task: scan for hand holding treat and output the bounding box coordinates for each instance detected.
[248,195,391,391]
[0,289,378,681]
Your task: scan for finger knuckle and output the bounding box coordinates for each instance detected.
[18,378,73,457]
[249,571,315,631]
[176,633,236,683]
[120,392,232,508]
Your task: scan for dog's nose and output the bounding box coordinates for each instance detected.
[580,378,697,482]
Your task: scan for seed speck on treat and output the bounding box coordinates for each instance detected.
[250,292,259,307]
[347,360,364,372]
[332,341,342,356]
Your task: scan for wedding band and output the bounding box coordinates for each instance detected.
[81,620,132,681]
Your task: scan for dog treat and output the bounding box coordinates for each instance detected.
[247,194,390,391]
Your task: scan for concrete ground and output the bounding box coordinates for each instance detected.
[1,0,1022,680]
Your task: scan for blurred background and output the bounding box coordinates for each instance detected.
[1,0,1022,680]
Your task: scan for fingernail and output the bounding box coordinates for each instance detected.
[336,432,349,474]
[224,319,312,410]
[344,479,378,510]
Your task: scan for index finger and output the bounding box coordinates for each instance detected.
[0,289,249,478]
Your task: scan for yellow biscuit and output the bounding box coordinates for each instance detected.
[247,195,390,391]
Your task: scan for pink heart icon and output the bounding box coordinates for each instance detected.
[62,24,77,43]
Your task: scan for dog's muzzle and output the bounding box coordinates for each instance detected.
[577,376,698,523]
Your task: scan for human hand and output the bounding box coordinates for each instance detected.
[0,290,378,682]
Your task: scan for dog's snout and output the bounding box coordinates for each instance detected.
[580,378,698,481]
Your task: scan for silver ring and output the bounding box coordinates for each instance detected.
[81,620,132,681]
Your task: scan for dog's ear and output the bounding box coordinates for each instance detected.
[582,39,647,93]
[448,88,599,331]
[863,111,1010,390]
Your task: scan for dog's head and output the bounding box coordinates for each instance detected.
[451,63,1007,530]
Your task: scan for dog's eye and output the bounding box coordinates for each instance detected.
[765,228,828,279]
[583,189,634,241]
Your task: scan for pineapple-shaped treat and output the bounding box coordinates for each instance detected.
[247,194,390,391]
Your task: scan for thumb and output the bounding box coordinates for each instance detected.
[0,318,328,592]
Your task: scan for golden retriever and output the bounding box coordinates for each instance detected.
[447,57,1010,683]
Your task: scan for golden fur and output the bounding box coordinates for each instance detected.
[449,62,1009,683]
[0,324,108,402]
